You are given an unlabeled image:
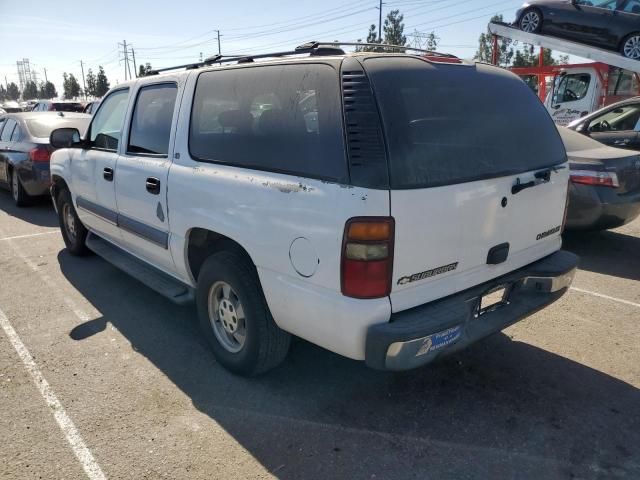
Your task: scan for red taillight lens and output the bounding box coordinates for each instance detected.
[570,170,619,188]
[341,217,394,299]
[29,146,51,162]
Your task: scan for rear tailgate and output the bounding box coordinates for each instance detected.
[364,58,568,312]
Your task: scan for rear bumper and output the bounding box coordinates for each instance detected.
[365,250,578,371]
[566,183,640,231]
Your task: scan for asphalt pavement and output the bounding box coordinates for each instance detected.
[0,192,638,480]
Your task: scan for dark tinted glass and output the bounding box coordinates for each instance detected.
[10,125,21,142]
[128,84,177,156]
[53,103,84,112]
[190,64,346,181]
[0,119,5,136]
[365,58,566,189]
[0,119,16,142]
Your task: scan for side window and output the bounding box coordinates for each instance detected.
[588,105,640,132]
[0,119,6,137]
[0,119,16,142]
[189,64,346,181]
[127,84,178,156]
[554,74,591,104]
[622,0,640,13]
[10,125,21,142]
[89,89,129,151]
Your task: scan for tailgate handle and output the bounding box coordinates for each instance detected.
[487,243,510,265]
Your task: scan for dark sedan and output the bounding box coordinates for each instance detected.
[567,96,640,148]
[0,112,90,206]
[516,0,640,59]
[559,126,640,230]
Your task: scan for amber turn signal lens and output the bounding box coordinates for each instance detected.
[347,221,392,241]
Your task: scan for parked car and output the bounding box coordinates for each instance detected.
[0,112,90,206]
[516,0,640,59]
[48,46,578,376]
[31,100,85,113]
[82,100,100,115]
[567,96,640,148]
[0,108,5,115]
[1,101,23,113]
[559,126,640,230]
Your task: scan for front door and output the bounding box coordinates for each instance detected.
[115,81,179,273]
[71,88,131,242]
[586,101,640,149]
[546,70,598,126]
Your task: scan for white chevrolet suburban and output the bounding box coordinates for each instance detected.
[49,43,579,376]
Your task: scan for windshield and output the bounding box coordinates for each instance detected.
[365,58,566,189]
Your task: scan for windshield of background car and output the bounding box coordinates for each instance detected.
[365,57,566,189]
[26,116,91,139]
[588,104,640,132]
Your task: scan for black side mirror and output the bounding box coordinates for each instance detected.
[50,128,82,149]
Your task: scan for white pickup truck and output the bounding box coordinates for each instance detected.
[49,44,578,376]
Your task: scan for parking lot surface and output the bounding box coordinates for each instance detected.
[0,193,638,480]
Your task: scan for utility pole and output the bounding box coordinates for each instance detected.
[377,0,384,42]
[216,30,221,55]
[43,68,48,83]
[130,47,138,77]
[79,60,87,100]
[119,40,131,81]
[4,76,8,89]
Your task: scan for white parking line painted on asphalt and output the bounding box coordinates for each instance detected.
[0,308,107,480]
[571,287,640,309]
[0,231,58,241]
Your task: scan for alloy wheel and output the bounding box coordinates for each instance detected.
[62,203,77,241]
[520,11,540,33]
[11,171,19,202]
[207,281,247,354]
[623,36,640,60]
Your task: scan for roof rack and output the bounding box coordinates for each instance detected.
[146,41,457,75]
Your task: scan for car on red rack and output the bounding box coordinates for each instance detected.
[0,112,90,206]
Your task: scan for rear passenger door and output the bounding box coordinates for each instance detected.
[0,118,16,184]
[115,81,179,273]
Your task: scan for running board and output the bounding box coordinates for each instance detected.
[86,233,194,305]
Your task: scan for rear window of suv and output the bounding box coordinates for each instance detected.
[189,63,346,182]
[365,57,566,189]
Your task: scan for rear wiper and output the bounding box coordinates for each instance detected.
[512,166,566,195]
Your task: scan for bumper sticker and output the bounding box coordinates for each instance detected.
[416,326,462,357]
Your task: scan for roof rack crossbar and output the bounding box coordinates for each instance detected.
[146,40,456,75]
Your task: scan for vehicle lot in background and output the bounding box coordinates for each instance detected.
[0,112,91,206]
[516,0,640,59]
[31,100,85,112]
[559,127,640,230]
[0,195,638,479]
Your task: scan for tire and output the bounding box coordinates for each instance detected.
[56,189,91,256]
[10,168,30,207]
[196,250,291,376]
[519,9,542,34]
[621,33,640,60]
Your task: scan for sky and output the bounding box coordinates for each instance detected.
[0,0,578,98]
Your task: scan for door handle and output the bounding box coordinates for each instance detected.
[146,177,160,195]
[613,139,631,146]
[103,167,114,181]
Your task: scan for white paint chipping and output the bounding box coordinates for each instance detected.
[0,231,59,241]
[0,308,107,480]
[571,287,640,309]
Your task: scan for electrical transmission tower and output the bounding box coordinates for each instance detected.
[16,58,36,90]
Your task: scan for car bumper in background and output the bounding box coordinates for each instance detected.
[566,183,640,231]
[20,163,51,197]
[365,250,579,371]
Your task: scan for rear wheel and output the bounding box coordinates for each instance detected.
[196,250,291,376]
[519,9,542,34]
[621,33,640,60]
[10,168,30,207]
[56,189,90,256]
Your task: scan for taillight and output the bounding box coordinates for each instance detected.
[29,146,51,162]
[570,170,619,188]
[341,217,394,299]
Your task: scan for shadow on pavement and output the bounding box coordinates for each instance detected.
[57,250,640,479]
[0,190,59,228]
[563,230,640,282]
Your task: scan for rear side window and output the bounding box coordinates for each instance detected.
[0,119,16,142]
[128,84,178,156]
[10,124,22,142]
[53,103,83,112]
[365,58,566,189]
[190,64,346,181]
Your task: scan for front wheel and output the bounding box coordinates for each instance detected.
[56,189,90,256]
[196,250,291,376]
[519,9,542,34]
[621,33,640,60]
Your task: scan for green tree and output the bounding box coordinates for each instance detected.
[356,25,380,52]
[62,73,81,100]
[85,68,97,97]
[7,82,20,101]
[95,66,110,97]
[383,9,407,52]
[39,81,57,99]
[22,81,38,100]
[138,62,153,77]
[475,14,514,67]
[512,46,559,67]
[0,85,7,102]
